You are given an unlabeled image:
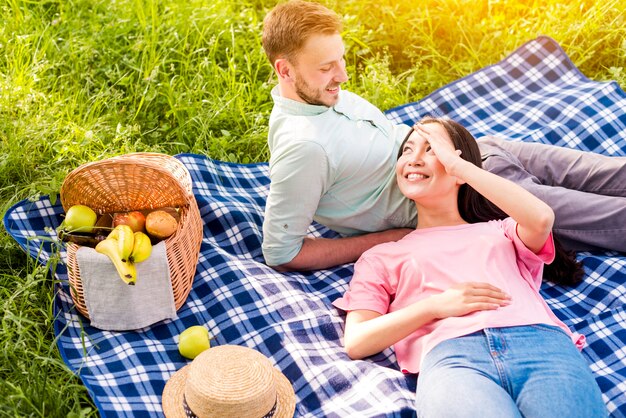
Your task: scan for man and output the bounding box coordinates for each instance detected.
[261,0,626,271]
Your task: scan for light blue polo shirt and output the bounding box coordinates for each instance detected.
[262,86,417,266]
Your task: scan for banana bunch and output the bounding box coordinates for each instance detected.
[95,225,153,285]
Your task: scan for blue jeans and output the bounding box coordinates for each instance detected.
[415,325,606,418]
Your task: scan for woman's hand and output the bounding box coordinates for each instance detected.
[414,123,464,176]
[342,281,510,360]
[429,282,511,319]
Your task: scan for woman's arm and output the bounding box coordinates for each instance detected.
[343,282,510,359]
[418,125,554,253]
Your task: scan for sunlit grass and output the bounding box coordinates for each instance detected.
[1,0,624,415]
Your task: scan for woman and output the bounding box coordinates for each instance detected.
[333,117,606,417]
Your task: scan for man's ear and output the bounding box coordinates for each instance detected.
[274,58,294,81]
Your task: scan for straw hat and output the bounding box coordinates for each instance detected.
[162,345,296,418]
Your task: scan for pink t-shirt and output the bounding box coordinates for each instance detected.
[333,218,585,374]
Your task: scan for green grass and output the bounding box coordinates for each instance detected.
[1,0,624,415]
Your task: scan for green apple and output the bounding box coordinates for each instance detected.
[178,326,211,359]
[64,204,97,233]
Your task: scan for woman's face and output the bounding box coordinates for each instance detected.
[395,123,459,202]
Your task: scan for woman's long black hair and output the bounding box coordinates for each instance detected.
[399,117,583,286]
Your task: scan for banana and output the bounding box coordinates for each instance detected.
[129,231,152,263]
[95,238,137,285]
[107,226,120,240]
[108,225,134,262]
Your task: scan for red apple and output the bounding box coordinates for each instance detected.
[113,211,146,233]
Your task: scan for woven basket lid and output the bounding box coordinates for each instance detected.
[60,153,191,214]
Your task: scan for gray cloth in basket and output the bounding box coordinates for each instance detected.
[76,241,176,331]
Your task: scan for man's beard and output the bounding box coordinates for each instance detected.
[294,77,339,107]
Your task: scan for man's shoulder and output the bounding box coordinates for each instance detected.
[268,115,329,152]
[269,110,318,132]
[336,89,377,109]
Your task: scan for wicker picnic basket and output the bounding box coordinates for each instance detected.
[60,152,203,319]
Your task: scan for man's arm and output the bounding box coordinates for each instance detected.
[263,137,411,271]
[273,228,413,271]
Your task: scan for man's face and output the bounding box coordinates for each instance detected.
[287,33,349,107]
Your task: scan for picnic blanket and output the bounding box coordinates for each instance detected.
[4,35,626,417]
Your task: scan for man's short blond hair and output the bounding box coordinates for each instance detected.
[262,0,342,67]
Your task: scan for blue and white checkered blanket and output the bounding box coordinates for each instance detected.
[4,36,626,417]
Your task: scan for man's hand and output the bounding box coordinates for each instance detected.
[273,228,413,271]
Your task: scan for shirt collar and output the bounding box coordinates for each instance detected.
[270,85,331,116]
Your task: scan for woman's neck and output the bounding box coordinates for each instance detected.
[415,200,467,229]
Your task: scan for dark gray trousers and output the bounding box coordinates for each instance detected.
[478,136,626,252]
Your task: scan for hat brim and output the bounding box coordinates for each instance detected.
[162,364,189,418]
[162,365,296,418]
[273,366,297,418]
